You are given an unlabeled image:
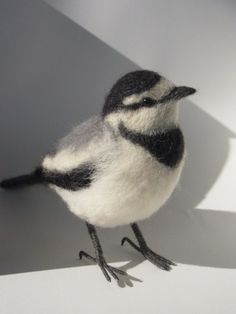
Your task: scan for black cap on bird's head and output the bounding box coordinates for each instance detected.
[102,70,196,117]
[103,70,161,116]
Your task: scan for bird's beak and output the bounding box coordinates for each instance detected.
[159,86,196,104]
[173,86,196,99]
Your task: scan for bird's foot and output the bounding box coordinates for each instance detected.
[121,237,176,271]
[79,250,127,282]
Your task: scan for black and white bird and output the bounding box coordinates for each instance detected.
[0,70,196,282]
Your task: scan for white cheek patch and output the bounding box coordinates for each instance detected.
[122,93,146,106]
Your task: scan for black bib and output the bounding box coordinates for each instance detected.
[119,123,184,168]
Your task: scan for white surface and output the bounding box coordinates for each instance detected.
[1,1,236,313]
[1,264,236,314]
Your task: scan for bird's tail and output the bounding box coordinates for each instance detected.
[0,167,43,190]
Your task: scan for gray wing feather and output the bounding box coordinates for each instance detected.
[57,115,105,153]
[43,115,117,173]
[48,115,115,156]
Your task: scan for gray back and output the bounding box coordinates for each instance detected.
[56,115,104,153]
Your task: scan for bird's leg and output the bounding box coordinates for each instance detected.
[79,222,127,282]
[121,223,176,271]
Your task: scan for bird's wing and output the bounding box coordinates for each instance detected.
[56,115,105,153]
[42,115,115,174]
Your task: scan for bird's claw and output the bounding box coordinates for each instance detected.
[121,237,176,271]
[79,250,127,282]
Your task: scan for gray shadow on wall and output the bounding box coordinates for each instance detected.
[0,0,235,276]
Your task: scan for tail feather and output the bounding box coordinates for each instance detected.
[0,167,43,189]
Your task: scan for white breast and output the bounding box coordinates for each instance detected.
[51,139,185,228]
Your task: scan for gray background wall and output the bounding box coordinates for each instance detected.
[0,1,236,313]
[0,0,140,275]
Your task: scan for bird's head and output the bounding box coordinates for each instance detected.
[102,70,196,133]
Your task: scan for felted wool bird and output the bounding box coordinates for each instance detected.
[0,70,196,282]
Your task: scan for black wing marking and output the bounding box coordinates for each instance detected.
[41,162,96,191]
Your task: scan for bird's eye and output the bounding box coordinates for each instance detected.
[142,97,156,106]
